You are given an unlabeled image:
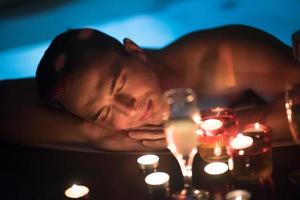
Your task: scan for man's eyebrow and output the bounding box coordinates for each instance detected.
[110,62,123,95]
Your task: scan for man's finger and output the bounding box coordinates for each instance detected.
[96,132,154,152]
[141,139,167,150]
[129,125,163,131]
[128,131,165,140]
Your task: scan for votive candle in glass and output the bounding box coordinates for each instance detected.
[198,107,238,162]
[227,122,273,182]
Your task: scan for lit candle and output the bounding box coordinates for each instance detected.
[145,172,170,189]
[201,119,223,131]
[225,189,251,200]
[213,144,223,156]
[204,162,229,175]
[192,112,201,124]
[137,154,159,172]
[65,184,89,199]
[230,134,253,150]
[243,122,265,132]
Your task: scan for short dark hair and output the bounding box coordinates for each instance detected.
[35,28,123,104]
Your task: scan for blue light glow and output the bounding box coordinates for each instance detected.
[1,0,300,80]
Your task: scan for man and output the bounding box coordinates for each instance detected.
[1,25,299,151]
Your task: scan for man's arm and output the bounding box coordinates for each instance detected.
[0,78,166,151]
[0,78,84,146]
[236,94,295,146]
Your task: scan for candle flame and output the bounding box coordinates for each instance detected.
[192,113,201,124]
[236,196,243,200]
[254,122,260,130]
[238,150,245,156]
[213,143,222,156]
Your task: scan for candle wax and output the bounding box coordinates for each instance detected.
[145,172,169,186]
[65,184,89,199]
[204,162,228,175]
[202,119,223,131]
[230,134,253,150]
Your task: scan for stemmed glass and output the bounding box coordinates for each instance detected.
[163,88,210,199]
[285,83,300,143]
[285,83,300,184]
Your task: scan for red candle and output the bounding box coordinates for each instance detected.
[198,107,238,162]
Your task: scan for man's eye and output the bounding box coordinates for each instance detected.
[116,75,126,93]
[91,111,101,122]
[99,106,110,121]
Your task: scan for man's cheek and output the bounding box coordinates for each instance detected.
[111,116,131,130]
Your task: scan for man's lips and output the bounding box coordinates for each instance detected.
[138,100,152,121]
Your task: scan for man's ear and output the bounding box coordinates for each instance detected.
[123,38,147,62]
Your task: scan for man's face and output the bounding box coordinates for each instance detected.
[59,51,166,130]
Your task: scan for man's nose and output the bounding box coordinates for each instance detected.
[113,94,137,116]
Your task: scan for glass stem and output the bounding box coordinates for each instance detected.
[177,150,196,190]
[183,165,193,189]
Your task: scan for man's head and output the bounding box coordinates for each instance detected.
[36,28,166,130]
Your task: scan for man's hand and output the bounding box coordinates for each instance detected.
[127,125,167,150]
[80,122,166,151]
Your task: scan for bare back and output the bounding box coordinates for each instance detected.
[159,25,300,107]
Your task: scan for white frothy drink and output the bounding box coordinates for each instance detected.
[164,118,198,157]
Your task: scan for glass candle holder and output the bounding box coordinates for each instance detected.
[198,107,238,162]
[227,122,273,183]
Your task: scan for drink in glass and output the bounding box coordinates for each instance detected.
[163,88,210,199]
[285,83,300,185]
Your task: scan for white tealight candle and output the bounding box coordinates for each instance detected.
[137,154,159,171]
[201,119,223,131]
[204,162,229,175]
[145,172,170,188]
[230,134,253,150]
[65,184,89,199]
[225,189,251,200]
